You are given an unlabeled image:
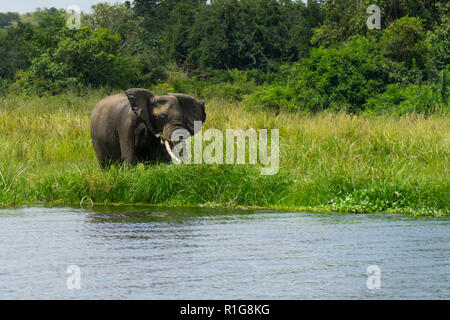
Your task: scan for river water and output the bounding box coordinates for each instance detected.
[0,206,448,299]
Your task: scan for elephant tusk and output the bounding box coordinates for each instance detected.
[165,140,182,164]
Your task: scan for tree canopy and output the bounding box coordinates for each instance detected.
[0,0,448,113]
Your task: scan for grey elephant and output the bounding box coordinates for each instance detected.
[90,88,206,168]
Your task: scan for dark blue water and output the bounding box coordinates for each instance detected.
[0,206,448,299]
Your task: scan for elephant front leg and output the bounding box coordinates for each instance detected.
[119,130,137,164]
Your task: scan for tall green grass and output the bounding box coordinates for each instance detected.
[0,90,448,216]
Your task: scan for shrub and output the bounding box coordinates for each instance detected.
[14,27,143,95]
[246,84,297,111]
[209,69,281,85]
[366,83,449,115]
[246,36,386,112]
[165,69,258,102]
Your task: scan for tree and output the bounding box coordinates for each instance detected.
[380,17,427,69]
[164,1,200,64]
[248,36,387,112]
[133,0,205,29]
[31,8,67,52]
[182,0,322,71]
[311,0,371,47]
[0,22,34,80]
[426,2,450,73]
[85,2,146,55]
[311,0,442,48]
[19,27,143,94]
[283,0,323,61]
[0,12,20,28]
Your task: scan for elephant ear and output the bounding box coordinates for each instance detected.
[169,93,206,135]
[125,88,156,132]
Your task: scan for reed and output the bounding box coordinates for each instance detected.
[0,91,448,216]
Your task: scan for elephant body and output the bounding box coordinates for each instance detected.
[90,89,206,168]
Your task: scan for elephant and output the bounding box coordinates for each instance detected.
[90,88,206,168]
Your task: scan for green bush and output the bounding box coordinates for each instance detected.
[13,27,143,95]
[246,30,447,114]
[245,84,297,111]
[165,70,258,102]
[136,50,168,86]
[366,83,449,115]
[246,36,386,112]
[168,74,206,98]
[209,69,281,85]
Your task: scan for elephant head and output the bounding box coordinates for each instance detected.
[125,88,206,162]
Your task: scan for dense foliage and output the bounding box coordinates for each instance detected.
[1,92,448,215]
[0,0,448,113]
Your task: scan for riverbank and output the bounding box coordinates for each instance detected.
[0,91,448,216]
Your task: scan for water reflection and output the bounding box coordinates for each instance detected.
[86,205,267,223]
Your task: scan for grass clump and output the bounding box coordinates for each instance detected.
[0,90,448,216]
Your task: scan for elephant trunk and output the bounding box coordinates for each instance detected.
[162,121,184,142]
